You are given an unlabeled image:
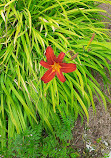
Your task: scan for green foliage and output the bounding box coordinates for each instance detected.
[0,0,111,154]
[1,120,79,158]
[2,125,42,157]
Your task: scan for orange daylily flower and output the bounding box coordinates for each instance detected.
[40,46,76,83]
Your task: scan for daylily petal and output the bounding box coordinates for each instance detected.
[45,46,55,64]
[41,68,56,83]
[57,52,65,62]
[56,71,66,82]
[40,60,51,68]
[60,63,76,73]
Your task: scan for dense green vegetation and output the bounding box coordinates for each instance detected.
[0,0,111,157]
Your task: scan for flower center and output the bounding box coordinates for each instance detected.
[52,62,61,73]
